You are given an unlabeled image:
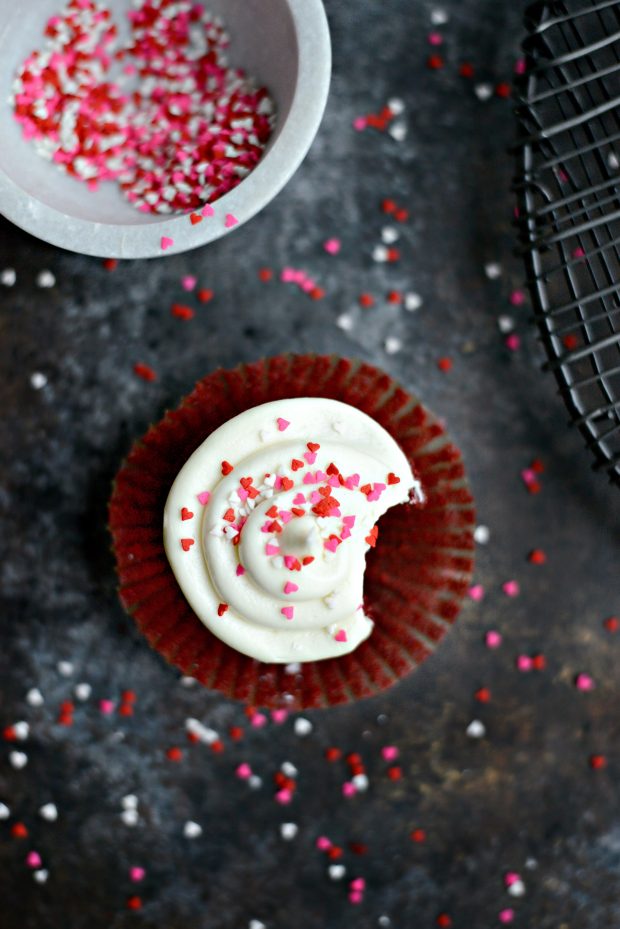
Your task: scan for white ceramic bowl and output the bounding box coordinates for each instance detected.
[0,0,331,258]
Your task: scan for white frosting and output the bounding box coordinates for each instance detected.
[163,398,422,663]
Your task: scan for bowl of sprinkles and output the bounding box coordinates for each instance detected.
[0,0,331,258]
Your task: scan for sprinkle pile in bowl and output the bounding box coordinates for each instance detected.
[10,0,275,215]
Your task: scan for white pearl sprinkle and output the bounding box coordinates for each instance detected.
[608,151,619,169]
[121,808,139,826]
[352,773,369,792]
[387,97,405,115]
[279,822,298,840]
[121,794,138,810]
[484,261,502,279]
[9,750,28,769]
[474,525,490,545]
[39,803,58,822]
[372,244,389,262]
[26,688,44,707]
[336,312,354,331]
[0,803,10,820]
[36,269,56,288]
[430,8,449,25]
[249,921,266,929]
[57,661,74,677]
[1,268,16,287]
[33,869,49,884]
[498,315,515,333]
[281,761,298,779]
[328,864,346,880]
[248,775,263,790]
[284,662,301,674]
[183,820,202,838]
[185,718,218,744]
[466,719,486,739]
[381,226,399,244]
[12,722,29,741]
[389,121,407,142]
[180,675,197,687]
[294,717,313,737]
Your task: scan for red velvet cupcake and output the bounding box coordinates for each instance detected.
[109,354,475,709]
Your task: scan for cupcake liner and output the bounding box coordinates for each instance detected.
[109,354,475,709]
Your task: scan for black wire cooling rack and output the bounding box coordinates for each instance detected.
[514,0,620,487]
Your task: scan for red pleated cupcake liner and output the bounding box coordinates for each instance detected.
[109,354,475,709]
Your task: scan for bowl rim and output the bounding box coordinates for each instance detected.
[0,0,331,259]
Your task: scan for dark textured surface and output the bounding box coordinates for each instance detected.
[0,2,619,928]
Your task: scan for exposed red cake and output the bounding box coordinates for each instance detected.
[109,354,475,708]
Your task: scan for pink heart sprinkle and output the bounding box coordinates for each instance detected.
[160,236,174,251]
[309,490,322,503]
[284,582,299,594]
[342,782,357,797]
[521,468,536,484]
[324,238,341,255]
[349,891,363,905]
[197,490,211,505]
[503,580,520,597]
[334,629,347,643]
[279,510,293,524]
[517,655,533,672]
[26,851,42,868]
[324,538,340,553]
[343,516,356,526]
[201,204,215,217]
[341,527,351,540]
[381,745,399,761]
[281,267,295,282]
[468,584,485,601]
[499,910,515,924]
[350,878,366,892]
[485,630,502,649]
[225,213,238,228]
[293,493,306,505]
[283,556,297,569]
[271,709,288,724]
[236,762,252,779]
[428,31,443,45]
[353,116,367,131]
[304,451,317,465]
[251,712,267,728]
[303,473,317,486]
[236,564,245,576]
[345,474,360,489]
[505,333,521,351]
[275,788,292,805]
[129,867,145,882]
[575,673,594,691]
[316,836,332,851]
[277,417,290,432]
[237,488,249,501]
[510,290,525,306]
[315,470,327,482]
[328,475,340,487]
[504,872,521,887]
[99,699,114,715]
[265,543,280,556]
[281,606,294,620]
[181,275,196,291]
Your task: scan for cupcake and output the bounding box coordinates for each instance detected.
[109,354,475,708]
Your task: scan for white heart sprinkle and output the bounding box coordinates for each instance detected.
[1,268,16,287]
[9,751,28,769]
[430,8,449,24]
[26,688,44,707]
[248,775,263,790]
[336,313,353,332]
[508,879,526,897]
[57,661,74,677]
[39,803,58,822]
[284,662,301,674]
[475,83,493,101]
[74,682,91,701]
[484,261,502,279]
[280,822,298,840]
[328,864,346,880]
[121,794,138,810]
[352,773,369,792]
[608,152,619,169]
[387,97,405,115]
[36,270,56,288]
[13,722,29,741]
[372,244,389,263]
[385,336,402,355]
[474,525,490,545]
[381,226,399,244]
[121,809,139,826]
[185,718,218,744]
[33,869,49,884]
[0,803,10,820]
[389,121,407,142]
[294,717,313,737]
[466,719,486,739]
[497,315,514,333]
[404,292,423,312]
[183,820,202,838]
[30,372,47,390]
[249,920,266,929]
[281,761,298,779]
[180,675,197,687]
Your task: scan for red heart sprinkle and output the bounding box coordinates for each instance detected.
[292,507,305,517]
[198,288,214,303]
[307,442,320,452]
[190,213,203,225]
[387,472,400,485]
[281,477,294,491]
[217,603,229,617]
[266,505,278,518]
[302,556,314,566]
[181,507,194,521]
[221,460,233,475]
[291,459,304,471]
[181,538,194,551]
[223,508,235,523]
[11,823,28,838]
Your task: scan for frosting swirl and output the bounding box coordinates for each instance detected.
[163,398,422,663]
